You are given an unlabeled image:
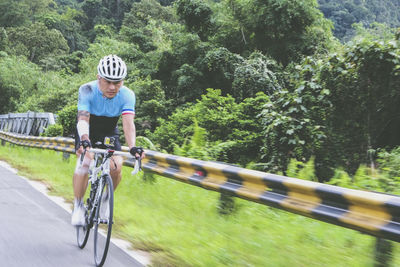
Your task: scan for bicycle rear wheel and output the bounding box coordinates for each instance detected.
[93,174,114,267]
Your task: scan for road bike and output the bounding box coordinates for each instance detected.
[76,137,142,267]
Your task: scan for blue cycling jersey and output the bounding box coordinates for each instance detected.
[78,80,135,117]
[77,80,136,138]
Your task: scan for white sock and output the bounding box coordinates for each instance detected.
[74,198,83,208]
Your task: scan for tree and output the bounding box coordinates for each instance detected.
[200,47,243,97]
[0,27,8,51]
[0,0,30,27]
[208,0,249,54]
[149,89,268,165]
[133,77,170,134]
[40,8,89,52]
[27,0,57,20]
[81,0,110,33]
[232,52,283,100]
[159,0,175,6]
[120,0,176,52]
[214,0,333,65]
[260,57,331,177]
[0,55,40,113]
[6,23,69,64]
[17,70,80,113]
[123,0,175,28]
[249,0,333,64]
[56,104,77,137]
[101,0,137,28]
[318,0,400,41]
[320,36,400,173]
[0,0,55,27]
[260,32,400,179]
[81,0,137,35]
[154,29,211,107]
[175,0,214,41]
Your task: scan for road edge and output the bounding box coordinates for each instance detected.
[0,160,151,266]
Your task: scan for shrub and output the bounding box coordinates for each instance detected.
[41,124,63,137]
[57,105,77,137]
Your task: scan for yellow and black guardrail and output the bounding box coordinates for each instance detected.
[1,130,399,243]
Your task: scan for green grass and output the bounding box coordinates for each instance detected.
[0,143,399,266]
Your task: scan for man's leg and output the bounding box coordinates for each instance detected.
[71,152,92,225]
[110,155,123,190]
[73,153,92,198]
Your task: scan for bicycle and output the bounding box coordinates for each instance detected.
[76,137,142,267]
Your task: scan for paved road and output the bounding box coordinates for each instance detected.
[0,164,144,267]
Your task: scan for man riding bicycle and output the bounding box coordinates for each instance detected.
[72,54,144,226]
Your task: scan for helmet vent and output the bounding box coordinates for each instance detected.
[97,55,127,81]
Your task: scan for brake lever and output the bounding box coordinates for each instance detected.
[80,148,87,164]
[131,156,142,175]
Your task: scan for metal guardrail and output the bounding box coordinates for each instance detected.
[0,130,399,243]
[0,112,56,136]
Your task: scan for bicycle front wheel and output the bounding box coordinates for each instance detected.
[93,174,114,267]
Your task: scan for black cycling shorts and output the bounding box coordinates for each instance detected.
[74,128,122,152]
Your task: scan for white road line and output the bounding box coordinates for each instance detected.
[0,160,151,266]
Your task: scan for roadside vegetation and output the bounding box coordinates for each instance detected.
[1,0,399,183]
[1,0,400,265]
[0,144,399,266]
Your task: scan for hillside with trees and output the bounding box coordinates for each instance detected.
[0,0,399,180]
[318,0,400,40]
[1,0,400,265]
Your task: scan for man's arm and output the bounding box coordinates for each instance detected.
[122,113,136,149]
[78,110,90,121]
[76,111,90,155]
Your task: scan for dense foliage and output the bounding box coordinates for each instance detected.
[0,0,399,183]
[1,1,400,265]
[318,0,400,40]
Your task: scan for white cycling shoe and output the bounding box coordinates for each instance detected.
[71,201,86,226]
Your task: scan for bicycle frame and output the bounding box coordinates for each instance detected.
[83,148,140,223]
[85,150,114,219]
[76,146,142,267]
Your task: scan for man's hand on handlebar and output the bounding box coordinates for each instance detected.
[129,146,144,175]
[129,146,145,159]
[78,139,92,163]
[80,140,92,149]
[77,136,91,156]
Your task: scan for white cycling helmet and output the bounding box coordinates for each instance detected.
[97,55,127,81]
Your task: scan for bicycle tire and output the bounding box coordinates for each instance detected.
[76,215,90,249]
[76,181,92,248]
[93,174,114,267]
